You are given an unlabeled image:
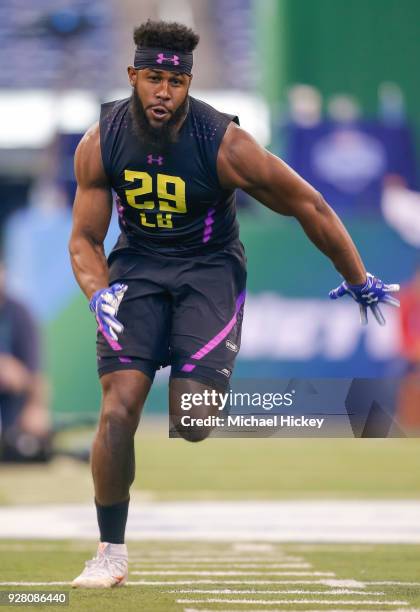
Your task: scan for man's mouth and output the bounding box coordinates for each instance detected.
[149,106,170,121]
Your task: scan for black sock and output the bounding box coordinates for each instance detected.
[95,497,130,544]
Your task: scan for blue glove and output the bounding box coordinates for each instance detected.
[89,283,128,350]
[329,272,400,326]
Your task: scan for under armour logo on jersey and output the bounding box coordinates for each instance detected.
[156,53,180,65]
[147,154,164,165]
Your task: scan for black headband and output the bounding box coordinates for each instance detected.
[134,46,193,75]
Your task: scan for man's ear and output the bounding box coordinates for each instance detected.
[185,74,193,93]
[127,66,137,87]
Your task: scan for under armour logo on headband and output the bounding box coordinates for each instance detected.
[156,53,180,66]
[134,47,193,75]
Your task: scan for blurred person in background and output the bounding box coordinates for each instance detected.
[69,19,400,588]
[397,263,420,430]
[381,174,420,250]
[0,261,51,462]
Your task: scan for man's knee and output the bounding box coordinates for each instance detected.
[172,422,212,443]
[100,371,151,433]
[169,377,224,443]
[100,402,138,436]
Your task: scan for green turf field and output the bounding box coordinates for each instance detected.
[1,540,420,610]
[1,423,420,505]
[1,421,419,610]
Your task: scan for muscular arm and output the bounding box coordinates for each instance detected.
[69,122,113,300]
[217,123,366,285]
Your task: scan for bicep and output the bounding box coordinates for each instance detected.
[71,184,112,245]
[71,124,113,245]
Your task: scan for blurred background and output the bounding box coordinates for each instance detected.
[0,0,419,468]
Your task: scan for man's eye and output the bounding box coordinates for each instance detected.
[171,79,181,86]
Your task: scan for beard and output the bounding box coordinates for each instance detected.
[129,88,189,152]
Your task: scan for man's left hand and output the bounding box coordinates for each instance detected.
[329,272,400,326]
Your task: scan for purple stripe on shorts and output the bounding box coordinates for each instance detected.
[181,363,196,373]
[181,290,246,370]
[119,357,132,364]
[97,320,122,351]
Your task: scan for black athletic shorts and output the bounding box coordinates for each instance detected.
[97,240,247,389]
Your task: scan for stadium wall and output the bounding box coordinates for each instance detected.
[254,0,420,145]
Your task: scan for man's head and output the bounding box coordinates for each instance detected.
[128,20,199,150]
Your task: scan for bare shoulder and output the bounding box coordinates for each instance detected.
[74,122,108,188]
[219,121,259,161]
[217,121,270,190]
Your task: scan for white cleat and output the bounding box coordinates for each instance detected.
[71,542,128,588]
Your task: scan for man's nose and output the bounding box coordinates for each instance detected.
[156,81,171,100]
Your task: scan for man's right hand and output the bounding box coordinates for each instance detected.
[89,283,128,350]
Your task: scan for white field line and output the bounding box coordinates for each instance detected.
[293,545,377,552]
[129,556,306,563]
[3,580,336,587]
[126,580,366,587]
[170,589,386,595]
[323,580,366,588]
[181,610,353,612]
[0,544,98,553]
[129,560,305,564]
[0,579,411,604]
[128,556,295,559]
[0,549,306,559]
[369,582,420,587]
[177,599,409,606]
[130,571,335,576]
[232,544,276,552]
[130,559,306,565]
[0,544,72,552]
[183,609,419,612]
[0,582,70,586]
[182,607,299,611]
[131,564,312,569]
[2,501,420,542]
[324,610,418,612]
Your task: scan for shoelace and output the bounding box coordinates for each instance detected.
[83,554,127,577]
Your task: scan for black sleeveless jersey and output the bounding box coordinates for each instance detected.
[100,95,240,258]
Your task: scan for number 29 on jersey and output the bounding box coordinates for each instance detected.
[124,170,186,229]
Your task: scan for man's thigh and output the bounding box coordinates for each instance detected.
[97,254,172,379]
[169,243,247,389]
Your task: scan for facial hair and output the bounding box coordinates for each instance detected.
[129,88,189,152]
